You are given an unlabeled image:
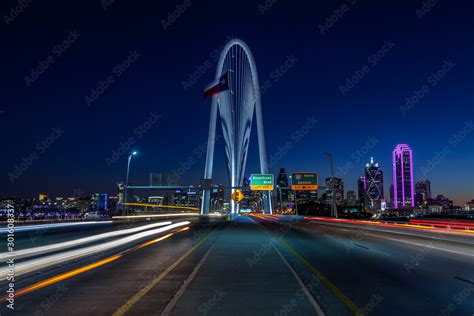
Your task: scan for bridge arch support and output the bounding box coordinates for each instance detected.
[201,39,272,214]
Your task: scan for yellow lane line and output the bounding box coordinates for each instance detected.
[249,216,362,315]
[113,229,216,316]
[274,237,363,316]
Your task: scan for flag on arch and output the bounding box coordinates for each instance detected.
[203,71,229,99]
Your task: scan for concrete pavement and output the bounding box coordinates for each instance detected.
[2,216,473,315]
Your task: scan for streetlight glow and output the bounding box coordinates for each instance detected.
[124,151,139,215]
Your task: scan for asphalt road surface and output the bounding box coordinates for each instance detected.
[1,216,473,315]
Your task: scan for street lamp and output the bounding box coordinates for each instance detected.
[324,152,338,218]
[276,185,284,214]
[124,151,138,215]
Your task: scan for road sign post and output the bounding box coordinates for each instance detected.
[294,190,298,216]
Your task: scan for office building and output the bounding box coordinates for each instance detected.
[358,176,366,206]
[325,177,344,206]
[365,157,384,208]
[346,190,357,206]
[276,168,290,203]
[392,144,414,208]
[415,179,432,202]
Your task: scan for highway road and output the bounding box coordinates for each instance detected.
[1,216,473,315]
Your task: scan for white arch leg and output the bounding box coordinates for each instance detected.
[255,97,272,214]
[201,96,218,215]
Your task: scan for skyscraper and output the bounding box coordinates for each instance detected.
[91,193,108,212]
[365,157,384,207]
[276,168,289,203]
[357,176,366,206]
[325,177,344,206]
[392,144,414,208]
[415,179,432,202]
[346,190,357,206]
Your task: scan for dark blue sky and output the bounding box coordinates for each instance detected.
[1,0,473,204]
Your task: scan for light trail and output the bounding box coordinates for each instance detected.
[248,214,267,221]
[252,214,474,236]
[304,216,474,236]
[0,221,112,234]
[409,219,474,229]
[0,221,191,281]
[0,227,191,301]
[0,221,173,261]
[113,213,200,220]
[121,202,200,211]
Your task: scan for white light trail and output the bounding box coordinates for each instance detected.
[0,221,190,280]
[0,221,173,261]
[0,221,113,234]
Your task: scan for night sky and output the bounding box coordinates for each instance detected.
[1,0,473,204]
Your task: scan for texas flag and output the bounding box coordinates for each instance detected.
[203,71,229,99]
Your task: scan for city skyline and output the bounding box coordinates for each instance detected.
[3,144,471,206]
[1,1,473,205]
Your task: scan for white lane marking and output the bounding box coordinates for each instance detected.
[367,248,391,257]
[367,233,474,258]
[160,238,217,315]
[270,239,326,316]
[247,217,325,316]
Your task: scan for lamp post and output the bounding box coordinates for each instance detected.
[324,152,338,218]
[124,151,138,216]
[277,185,283,214]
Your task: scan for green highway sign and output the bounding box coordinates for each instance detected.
[250,174,274,191]
[291,173,318,191]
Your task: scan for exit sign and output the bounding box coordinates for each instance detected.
[291,173,318,191]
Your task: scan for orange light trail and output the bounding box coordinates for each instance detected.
[304,216,474,236]
[121,202,200,211]
[10,254,124,298]
[250,213,474,235]
[0,226,191,302]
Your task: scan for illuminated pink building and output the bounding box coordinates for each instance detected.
[392,144,414,208]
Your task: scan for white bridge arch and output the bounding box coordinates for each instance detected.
[201,38,272,214]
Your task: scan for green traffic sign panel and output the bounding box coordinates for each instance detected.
[250,174,274,191]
